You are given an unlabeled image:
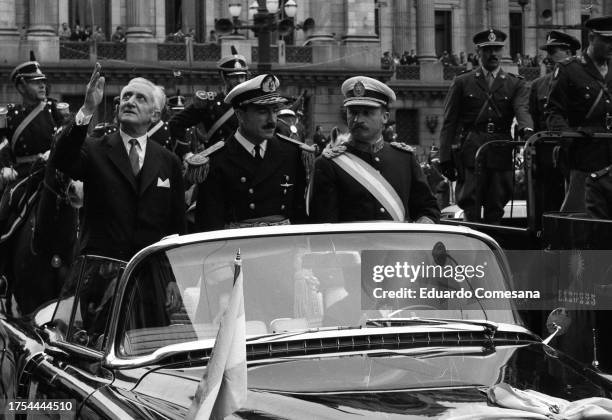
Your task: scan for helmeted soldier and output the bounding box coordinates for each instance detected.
[171,46,249,183]
[439,28,533,224]
[193,74,310,231]
[309,76,439,223]
[546,16,612,213]
[0,61,67,236]
[529,31,580,213]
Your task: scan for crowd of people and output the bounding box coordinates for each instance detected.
[58,22,112,42]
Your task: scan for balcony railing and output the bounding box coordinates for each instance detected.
[96,42,126,60]
[395,65,421,80]
[59,41,90,60]
[158,43,187,61]
[194,43,221,61]
[286,46,312,63]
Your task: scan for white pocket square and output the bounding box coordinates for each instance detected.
[157,177,170,188]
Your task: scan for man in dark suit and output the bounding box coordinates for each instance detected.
[309,76,439,223]
[194,74,309,231]
[53,63,186,261]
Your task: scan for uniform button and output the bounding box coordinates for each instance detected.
[488,107,492,111]
[283,189,287,195]
[248,188,254,194]
[607,100,610,104]
[374,157,380,162]
[249,203,255,209]
[240,177,247,183]
[281,204,286,210]
[380,207,385,213]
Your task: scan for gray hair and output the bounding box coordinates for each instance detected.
[123,77,166,112]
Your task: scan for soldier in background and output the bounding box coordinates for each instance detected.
[546,16,612,213]
[530,31,580,131]
[170,47,248,155]
[439,29,533,224]
[529,31,580,213]
[0,61,66,235]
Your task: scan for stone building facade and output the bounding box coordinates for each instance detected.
[0,0,609,159]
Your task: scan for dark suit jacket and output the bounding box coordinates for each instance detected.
[309,142,440,223]
[195,134,307,231]
[53,123,186,260]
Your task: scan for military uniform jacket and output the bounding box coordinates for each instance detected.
[546,55,612,171]
[529,73,553,132]
[439,67,532,163]
[195,134,308,232]
[168,91,238,148]
[309,141,440,223]
[0,100,63,174]
[52,123,186,260]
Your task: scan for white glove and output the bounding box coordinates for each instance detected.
[0,167,18,184]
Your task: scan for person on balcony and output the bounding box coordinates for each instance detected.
[59,22,71,40]
[91,26,106,43]
[111,26,125,43]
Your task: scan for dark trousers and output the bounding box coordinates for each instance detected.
[456,167,513,224]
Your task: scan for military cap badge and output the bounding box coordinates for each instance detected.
[353,81,366,97]
[488,30,496,42]
[261,75,278,93]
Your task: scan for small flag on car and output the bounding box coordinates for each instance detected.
[186,250,247,420]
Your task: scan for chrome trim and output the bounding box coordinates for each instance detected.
[103,222,509,368]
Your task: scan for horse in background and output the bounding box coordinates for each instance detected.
[4,132,81,316]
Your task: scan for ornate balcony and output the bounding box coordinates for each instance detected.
[286,46,312,63]
[59,42,90,60]
[395,65,421,80]
[194,43,221,61]
[158,43,187,61]
[252,46,279,63]
[96,42,127,60]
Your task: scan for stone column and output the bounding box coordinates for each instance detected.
[465,0,485,52]
[126,0,155,62]
[564,0,581,45]
[452,5,465,56]
[524,3,537,60]
[0,0,20,62]
[303,1,333,44]
[27,0,59,62]
[154,0,166,42]
[341,0,378,68]
[393,0,411,56]
[379,1,393,54]
[28,0,56,37]
[489,0,511,62]
[416,0,436,62]
[126,0,153,39]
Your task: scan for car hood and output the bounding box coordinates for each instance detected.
[106,342,611,419]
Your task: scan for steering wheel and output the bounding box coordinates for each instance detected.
[387,305,438,317]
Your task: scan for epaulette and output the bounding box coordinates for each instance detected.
[323,127,350,159]
[390,141,415,153]
[184,140,225,184]
[590,165,612,181]
[276,132,316,178]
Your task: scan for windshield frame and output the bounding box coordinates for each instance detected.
[103,222,520,369]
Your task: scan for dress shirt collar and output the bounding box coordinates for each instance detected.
[483,66,501,79]
[119,129,147,150]
[235,130,268,158]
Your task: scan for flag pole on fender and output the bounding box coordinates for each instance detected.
[186,249,247,420]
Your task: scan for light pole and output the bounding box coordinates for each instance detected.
[216,0,304,73]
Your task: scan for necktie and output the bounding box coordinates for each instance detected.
[128,139,140,176]
[487,71,495,88]
[253,144,263,161]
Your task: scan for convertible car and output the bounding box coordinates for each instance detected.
[0,223,611,419]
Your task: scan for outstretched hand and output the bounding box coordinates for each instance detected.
[83,62,105,115]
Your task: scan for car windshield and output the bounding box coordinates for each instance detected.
[116,231,518,357]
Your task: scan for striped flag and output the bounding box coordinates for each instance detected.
[186,250,247,420]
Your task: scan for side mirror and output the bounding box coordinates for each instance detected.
[543,307,571,345]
